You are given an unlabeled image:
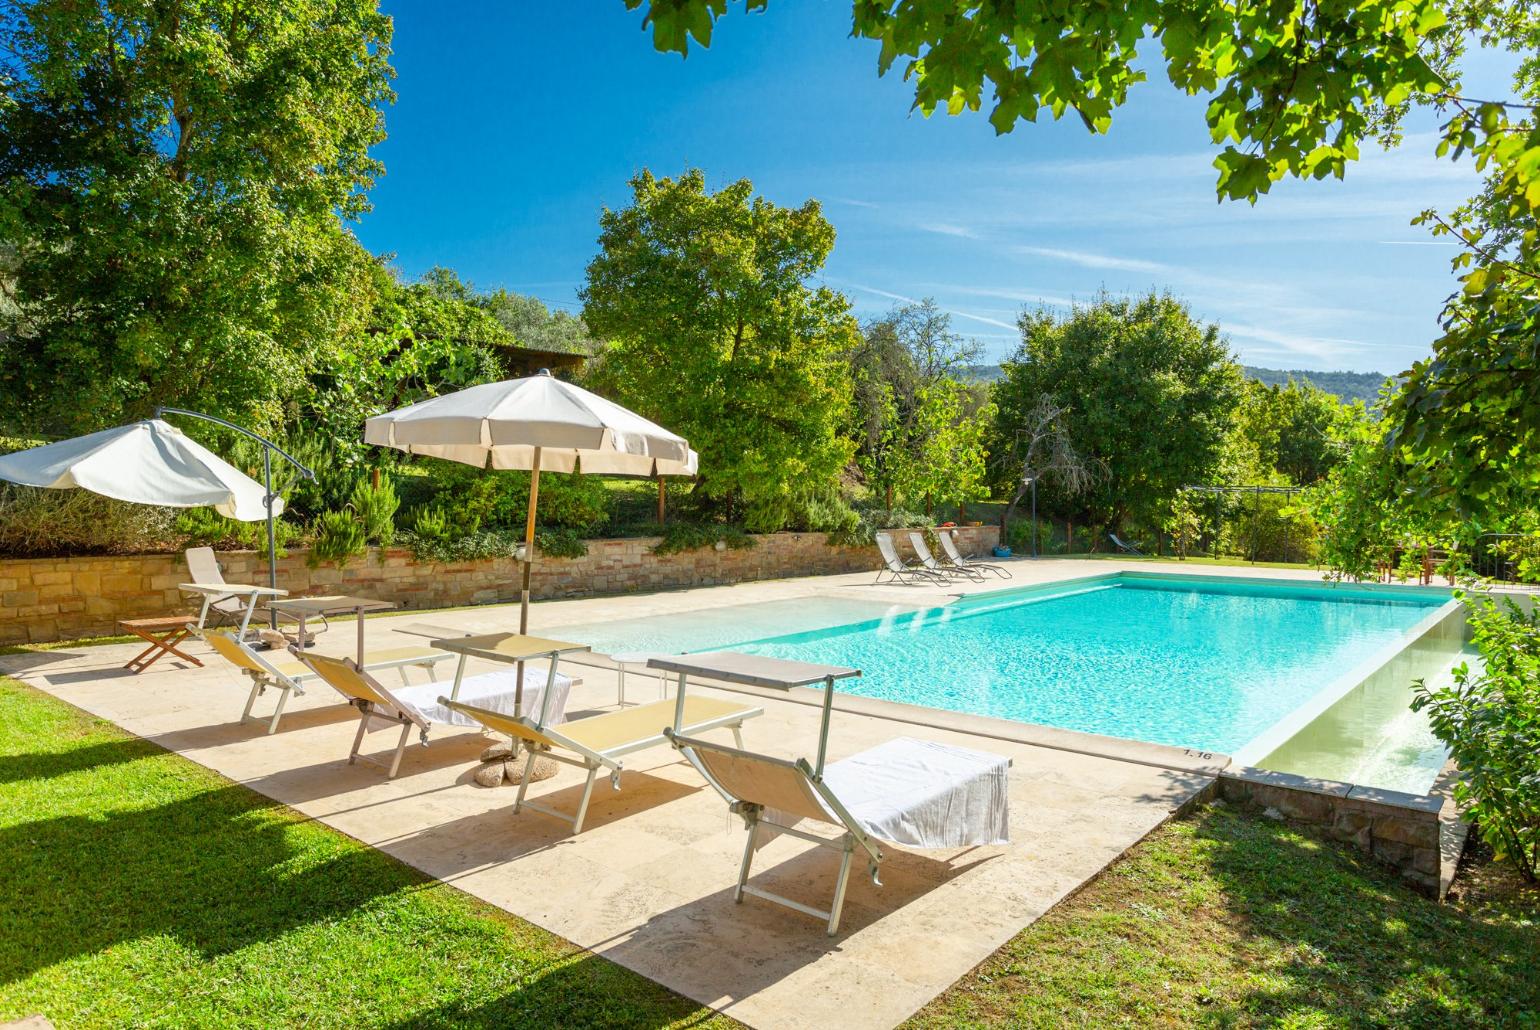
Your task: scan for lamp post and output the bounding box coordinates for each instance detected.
[1023,473,1038,559]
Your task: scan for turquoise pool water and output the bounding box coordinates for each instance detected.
[554,576,1450,757]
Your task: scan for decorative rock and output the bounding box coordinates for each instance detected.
[473,762,508,788]
[480,741,513,762]
[526,754,560,782]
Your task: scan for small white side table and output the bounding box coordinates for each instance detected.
[611,652,671,706]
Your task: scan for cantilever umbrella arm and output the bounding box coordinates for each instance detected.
[155,407,315,626]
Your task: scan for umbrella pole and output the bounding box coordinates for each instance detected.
[264,448,278,630]
[515,447,542,712]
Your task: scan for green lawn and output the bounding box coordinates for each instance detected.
[910,804,1540,1028]
[0,676,730,1029]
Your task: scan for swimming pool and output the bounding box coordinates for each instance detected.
[553,573,1461,791]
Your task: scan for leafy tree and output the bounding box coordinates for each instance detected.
[1231,378,1364,486]
[0,0,395,435]
[581,169,857,531]
[851,301,989,509]
[994,395,1099,538]
[990,293,1242,534]
[1305,421,1453,580]
[1381,6,1540,523]
[625,0,1446,201]
[1414,591,1540,881]
[480,290,597,357]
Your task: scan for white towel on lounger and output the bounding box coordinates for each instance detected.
[389,669,573,728]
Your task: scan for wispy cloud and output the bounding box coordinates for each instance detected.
[918,222,979,239]
[827,196,881,209]
[1222,322,1366,362]
[1015,245,1175,275]
[1378,240,1457,246]
[831,279,1021,332]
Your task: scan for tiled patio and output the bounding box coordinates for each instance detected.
[3,559,1314,1028]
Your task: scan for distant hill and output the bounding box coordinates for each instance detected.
[962,363,1392,406]
[961,363,1006,383]
[1241,367,1393,406]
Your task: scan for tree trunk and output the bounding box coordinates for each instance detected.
[885,482,893,509]
[999,482,1029,536]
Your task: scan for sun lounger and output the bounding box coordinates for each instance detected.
[440,691,764,835]
[195,628,457,734]
[875,531,947,585]
[939,530,1010,578]
[295,651,574,777]
[666,732,1011,934]
[908,531,986,582]
[1109,532,1144,555]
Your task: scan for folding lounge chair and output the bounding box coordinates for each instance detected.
[184,546,324,640]
[440,691,764,835]
[939,530,1010,579]
[183,547,250,630]
[196,627,457,734]
[1109,532,1144,556]
[908,531,986,582]
[295,651,575,778]
[667,731,1011,935]
[874,531,947,585]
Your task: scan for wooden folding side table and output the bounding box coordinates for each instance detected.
[119,615,203,674]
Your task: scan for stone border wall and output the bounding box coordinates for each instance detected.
[1217,765,1465,897]
[0,525,1000,645]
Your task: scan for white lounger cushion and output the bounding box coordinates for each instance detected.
[389,669,573,729]
[818,737,1010,848]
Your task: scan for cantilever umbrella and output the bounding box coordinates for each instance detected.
[0,416,307,612]
[364,370,697,644]
[0,418,279,520]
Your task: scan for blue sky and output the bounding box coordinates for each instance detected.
[357,3,1513,374]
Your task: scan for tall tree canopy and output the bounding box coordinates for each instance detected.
[0,0,395,435]
[581,169,857,531]
[626,0,1446,202]
[990,293,1242,532]
[851,300,991,509]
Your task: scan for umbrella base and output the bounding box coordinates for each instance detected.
[524,753,561,782]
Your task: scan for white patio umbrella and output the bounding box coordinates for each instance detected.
[0,417,312,625]
[0,419,279,521]
[364,370,697,643]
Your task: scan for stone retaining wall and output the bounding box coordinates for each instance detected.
[1218,765,1460,897]
[0,525,1000,645]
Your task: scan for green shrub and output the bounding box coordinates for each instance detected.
[803,495,864,547]
[308,510,368,569]
[409,505,454,545]
[536,527,588,560]
[399,528,519,565]
[652,523,755,556]
[1413,592,1540,881]
[350,477,399,546]
[173,507,299,554]
[0,484,177,557]
[495,472,611,535]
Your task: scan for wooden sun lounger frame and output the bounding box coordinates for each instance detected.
[440,688,764,836]
[666,729,885,935]
[194,627,454,735]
